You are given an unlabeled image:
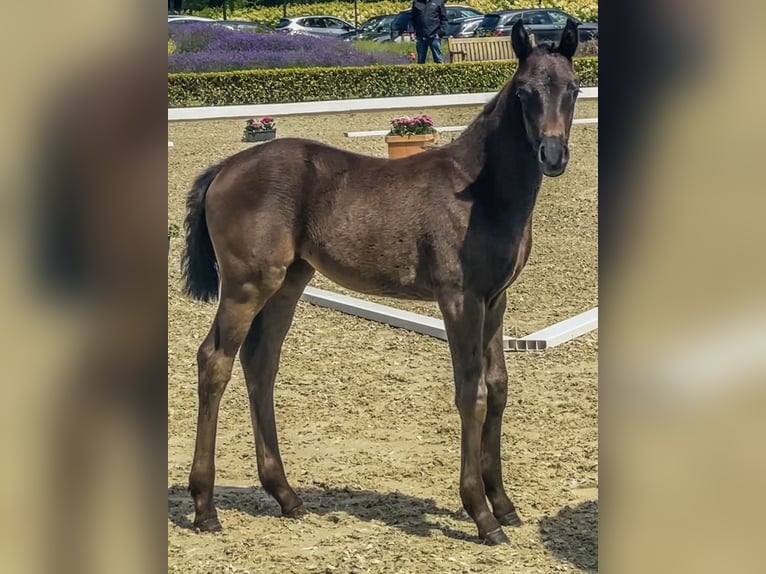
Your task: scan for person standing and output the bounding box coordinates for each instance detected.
[411,0,448,64]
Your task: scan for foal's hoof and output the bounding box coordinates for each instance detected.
[282,503,308,519]
[194,516,223,533]
[483,528,510,546]
[497,510,523,527]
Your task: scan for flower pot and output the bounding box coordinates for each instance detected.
[244,129,276,143]
[385,133,437,159]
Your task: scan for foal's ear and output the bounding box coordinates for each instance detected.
[511,19,532,61]
[557,18,579,59]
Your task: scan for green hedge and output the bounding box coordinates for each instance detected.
[168,58,597,107]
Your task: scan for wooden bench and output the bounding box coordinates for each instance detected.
[447,36,516,63]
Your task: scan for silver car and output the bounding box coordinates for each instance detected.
[276,16,356,38]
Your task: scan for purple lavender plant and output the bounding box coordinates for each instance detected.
[168,24,408,72]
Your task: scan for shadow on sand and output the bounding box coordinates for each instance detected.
[540,500,598,572]
[170,484,598,559]
[168,484,475,542]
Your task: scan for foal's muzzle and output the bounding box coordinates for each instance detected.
[537,136,569,177]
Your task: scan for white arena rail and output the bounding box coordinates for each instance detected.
[168,88,597,122]
[300,287,597,353]
[344,117,598,138]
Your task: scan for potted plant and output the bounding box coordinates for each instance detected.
[384,115,438,159]
[242,117,276,142]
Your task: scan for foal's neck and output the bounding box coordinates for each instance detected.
[448,82,544,227]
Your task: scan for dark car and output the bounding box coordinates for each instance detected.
[340,14,397,41]
[446,5,483,21]
[391,5,484,41]
[446,15,484,38]
[389,11,413,41]
[475,9,598,46]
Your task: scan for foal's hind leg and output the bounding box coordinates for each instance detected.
[482,293,522,527]
[239,260,315,518]
[189,269,287,532]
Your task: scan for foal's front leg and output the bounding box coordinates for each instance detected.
[438,291,509,545]
[482,293,522,526]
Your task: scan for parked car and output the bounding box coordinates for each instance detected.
[446,15,484,38]
[169,17,274,35]
[340,14,397,42]
[391,5,484,41]
[167,16,215,29]
[446,5,484,20]
[276,16,356,38]
[210,20,274,34]
[475,9,598,45]
[168,15,214,22]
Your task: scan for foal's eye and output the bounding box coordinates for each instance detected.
[515,88,532,100]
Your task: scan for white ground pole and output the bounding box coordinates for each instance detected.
[300,287,597,353]
[168,88,598,122]
[168,141,174,147]
[344,117,598,138]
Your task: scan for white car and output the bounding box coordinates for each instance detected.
[276,16,356,38]
[168,15,215,24]
[168,15,213,21]
[168,15,216,32]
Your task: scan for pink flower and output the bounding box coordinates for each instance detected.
[388,113,436,136]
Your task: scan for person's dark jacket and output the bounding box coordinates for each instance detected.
[411,0,448,39]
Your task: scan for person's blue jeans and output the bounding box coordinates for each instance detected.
[416,36,444,64]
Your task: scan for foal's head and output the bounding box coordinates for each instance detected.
[510,18,580,177]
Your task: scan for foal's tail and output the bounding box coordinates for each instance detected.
[181,163,223,302]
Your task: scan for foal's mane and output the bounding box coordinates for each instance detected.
[444,78,514,152]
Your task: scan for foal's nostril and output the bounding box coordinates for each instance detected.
[538,144,547,164]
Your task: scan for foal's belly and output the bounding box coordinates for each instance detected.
[300,242,436,301]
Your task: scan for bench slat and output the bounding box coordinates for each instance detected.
[448,36,516,63]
